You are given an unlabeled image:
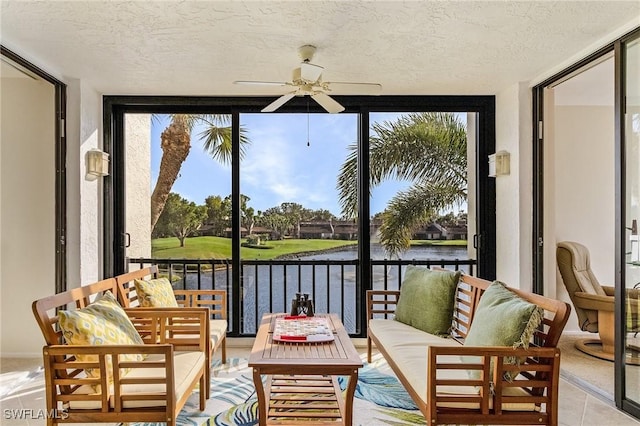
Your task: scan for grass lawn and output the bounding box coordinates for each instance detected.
[152,236,357,260]
[152,236,468,260]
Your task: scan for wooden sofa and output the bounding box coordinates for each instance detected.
[115,265,228,363]
[367,273,571,426]
[32,277,210,426]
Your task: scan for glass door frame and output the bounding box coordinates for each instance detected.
[0,45,67,294]
[616,27,640,418]
[103,95,496,337]
[532,26,640,417]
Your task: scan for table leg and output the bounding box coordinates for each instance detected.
[344,369,359,426]
[252,368,267,426]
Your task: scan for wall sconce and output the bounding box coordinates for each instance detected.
[488,150,510,177]
[85,149,109,181]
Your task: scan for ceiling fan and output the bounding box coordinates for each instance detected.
[234,45,382,113]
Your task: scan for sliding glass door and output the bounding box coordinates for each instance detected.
[534,26,640,419]
[105,95,496,337]
[621,29,640,417]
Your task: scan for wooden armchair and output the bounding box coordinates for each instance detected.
[115,266,228,397]
[32,277,209,426]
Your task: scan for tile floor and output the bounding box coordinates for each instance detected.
[1,341,639,426]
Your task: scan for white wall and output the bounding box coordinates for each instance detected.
[125,114,152,261]
[0,74,56,356]
[550,104,615,331]
[553,105,615,265]
[66,78,103,288]
[538,55,616,332]
[494,82,533,291]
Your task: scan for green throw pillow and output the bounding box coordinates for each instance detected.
[394,266,461,336]
[463,280,544,380]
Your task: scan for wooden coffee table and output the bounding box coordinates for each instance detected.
[248,313,363,425]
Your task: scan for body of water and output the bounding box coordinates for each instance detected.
[179,244,471,334]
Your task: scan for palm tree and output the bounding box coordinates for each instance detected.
[337,112,467,256]
[150,114,250,231]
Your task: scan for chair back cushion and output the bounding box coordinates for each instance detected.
[58,291,145,386]
[394,266,461,336]
[134,277,179,307]
[556,241,602,331]
[463,280,544,380]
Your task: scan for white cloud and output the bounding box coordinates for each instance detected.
[241,124,303,207]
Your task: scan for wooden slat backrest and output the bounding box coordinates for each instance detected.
[32,278,119,346]
[456,274,571,348]
[451,276,487,340]
[115,267,228,322]
[115,266,159,308]
[366,290,400,320]
[173,289,227,319]
[124,308,208,351]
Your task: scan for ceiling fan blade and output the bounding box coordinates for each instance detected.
[325,82,382,95]
[234,80,289,86]
[300,62,324,82]
[262,93,296,112]
[311,92,345,114]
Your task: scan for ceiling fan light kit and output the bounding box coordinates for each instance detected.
[234,44,382,113]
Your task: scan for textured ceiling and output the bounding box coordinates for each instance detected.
[1,1,639,96]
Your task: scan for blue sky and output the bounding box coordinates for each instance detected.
[150,112,465,217]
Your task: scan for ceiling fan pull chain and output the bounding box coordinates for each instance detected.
[307,98,310,147]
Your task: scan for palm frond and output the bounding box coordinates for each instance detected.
[336,143,359,218]
[378,183,466,257]
[150,114,164,126]
[337,112,467,224]
[197,124,250,163]
[369,113,467,186]
[198,114,232,127]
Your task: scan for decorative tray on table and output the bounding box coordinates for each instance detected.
[272,316,334,343]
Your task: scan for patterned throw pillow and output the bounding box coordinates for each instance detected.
[58,291,145,385]
[134,277,179,307]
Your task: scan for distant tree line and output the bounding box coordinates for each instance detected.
[152,193,344,245]
[153,192,466,248]
[152,112,467,254]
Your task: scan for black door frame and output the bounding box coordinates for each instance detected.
[532,26,640,419]
[616,27,640,420]
[0,45,67,294]
[103,95,496,337]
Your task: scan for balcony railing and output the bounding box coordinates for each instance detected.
[127,257,476,337]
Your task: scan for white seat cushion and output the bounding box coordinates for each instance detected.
[68,351,205,410]
[210,319,227,348]
[370,319,539,412]
[370,318,459,349]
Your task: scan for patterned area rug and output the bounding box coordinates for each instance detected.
[130,353,424,426]
[0,366,44,399]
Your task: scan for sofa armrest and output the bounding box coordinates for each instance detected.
[427,345,560,418]
[366,290,401,320]
[124,307,209,353]
[43,344,174,412]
